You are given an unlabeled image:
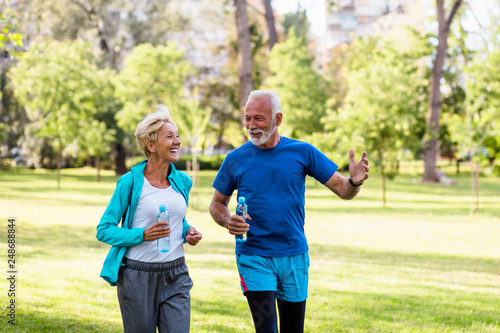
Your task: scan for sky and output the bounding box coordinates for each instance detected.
[272,0,499,37]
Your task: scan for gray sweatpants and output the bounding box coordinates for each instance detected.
[117,256,193,333]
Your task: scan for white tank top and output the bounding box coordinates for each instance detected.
[126,177,187,262]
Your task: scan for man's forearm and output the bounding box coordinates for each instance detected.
[324,172,361,200]
[340,177,361,200]
[209,200,231,229]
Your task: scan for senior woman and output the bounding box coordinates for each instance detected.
[97,105,202,333]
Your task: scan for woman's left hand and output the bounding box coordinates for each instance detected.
[186,227,202,246]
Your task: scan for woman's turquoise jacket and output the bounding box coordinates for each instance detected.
[96,160,192,286]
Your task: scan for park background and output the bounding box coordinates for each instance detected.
[1,0,499,332]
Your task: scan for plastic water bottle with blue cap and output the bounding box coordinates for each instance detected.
[235,197,248,242]
[157,205,170,253]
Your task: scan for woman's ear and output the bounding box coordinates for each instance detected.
[146,141,156,153]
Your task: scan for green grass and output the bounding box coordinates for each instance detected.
[0,166,499,332]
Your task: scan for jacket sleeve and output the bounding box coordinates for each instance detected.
[96,175,145,247]
[182,218,192,243]
[181,171,193,243]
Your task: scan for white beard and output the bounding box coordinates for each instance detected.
[248,118,277,146]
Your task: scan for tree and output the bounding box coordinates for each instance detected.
[422,0,463,183]
[320,34,429,206]
[0,0,26,168]
[263,0,278,49]
[78,67,118,181]
[115,42,192,137]
[12,0,194,174]
[10,40,112,187]
[450,46,500,176]
[266,32,327,139]
[0,1,23,58]
[234,0,253,139]
[173,87,212,208]
[281,4,310,41]
[199,79,239,151]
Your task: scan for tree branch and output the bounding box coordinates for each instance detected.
[446,0,463,29]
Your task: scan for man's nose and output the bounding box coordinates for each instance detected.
[247,118,256,129]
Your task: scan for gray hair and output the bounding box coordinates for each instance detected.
[245,90,282,117]
[134,105,177,157]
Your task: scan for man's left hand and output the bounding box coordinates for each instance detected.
[349,149,369,185]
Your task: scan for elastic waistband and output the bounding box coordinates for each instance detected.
[123,256,185,272]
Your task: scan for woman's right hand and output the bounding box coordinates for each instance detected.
[143,221,170,241]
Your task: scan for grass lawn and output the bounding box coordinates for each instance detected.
[0,165,499,332]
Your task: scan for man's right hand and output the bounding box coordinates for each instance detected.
[227,214,251,236]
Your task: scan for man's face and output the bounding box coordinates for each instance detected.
[245,97,277,147]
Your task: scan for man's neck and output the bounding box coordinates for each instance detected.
[256,133,281,149]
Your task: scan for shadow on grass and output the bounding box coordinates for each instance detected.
[10,313,120,333]
[309,243,500,275]
[314,289,499,332]
[16,217,500,278]
[18,223,108,258]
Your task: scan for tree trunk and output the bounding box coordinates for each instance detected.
[422,0,462,183]
[470,162,479,214]
[380,152,386,207]
[96,154,101,182]
[234,0,253,140]
[70,0,117,69]
[263,0,278,50]
[56,143,62,189]
[192,152,199,209]
[113,142,128,175]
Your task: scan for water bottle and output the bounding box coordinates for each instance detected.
[157,205,170,253]
[235,197,248,242]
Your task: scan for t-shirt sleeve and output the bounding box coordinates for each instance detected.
[212,155,236,197]
[307,145,339,184]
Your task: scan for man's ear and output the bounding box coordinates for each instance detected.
[275,113,283,127]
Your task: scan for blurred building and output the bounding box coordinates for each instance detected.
[319,0,416,70]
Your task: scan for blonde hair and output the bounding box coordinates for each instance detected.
[134,105,177,157]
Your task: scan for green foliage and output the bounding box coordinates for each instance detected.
[449,46,500,175]
[10,40,115,173]
[174,87,213,153]
[173,154,225,171]
[281,5,310,41]
[115,42,192,133]
[322,33,429,174]
[198,79,240,151]
[0,3,23,58]
[266,32,327,139]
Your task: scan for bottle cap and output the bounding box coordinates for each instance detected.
[238,197,245,203]
[159,205,166,212]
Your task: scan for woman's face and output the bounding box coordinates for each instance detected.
[151,122,181,162]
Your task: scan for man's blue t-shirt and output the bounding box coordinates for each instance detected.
[212,137,338,257]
